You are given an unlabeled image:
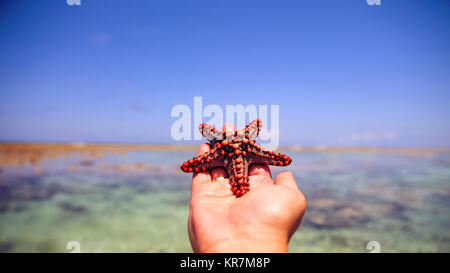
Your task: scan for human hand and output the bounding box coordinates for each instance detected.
[187,125,306,253]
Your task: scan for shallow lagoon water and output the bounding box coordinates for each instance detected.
[0,151,449,252]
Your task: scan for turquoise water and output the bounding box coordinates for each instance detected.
[0,151,449,252]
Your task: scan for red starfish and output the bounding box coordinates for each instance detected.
[181,119,292,197]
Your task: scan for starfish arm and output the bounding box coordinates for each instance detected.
[266,151,292,166]
[245,118,262,140]
[249,149,292,167]
[199,123,222,142]
[180,151,215,172]
[248,154,269,165]
[226,156,250,197]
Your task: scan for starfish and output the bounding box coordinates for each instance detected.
[181,119,292,197]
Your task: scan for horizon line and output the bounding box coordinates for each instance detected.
[1,142,449,155]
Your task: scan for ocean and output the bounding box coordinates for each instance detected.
[0,148,449,252]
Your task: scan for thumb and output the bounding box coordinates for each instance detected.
[274,171,307,212]
[274,171,307,235]
[274,171,297,190]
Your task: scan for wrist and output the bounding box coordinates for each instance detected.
[200,231,289,253]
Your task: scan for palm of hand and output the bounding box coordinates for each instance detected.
[188,150,306,252]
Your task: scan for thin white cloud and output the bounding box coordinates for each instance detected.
[351,132,397,142]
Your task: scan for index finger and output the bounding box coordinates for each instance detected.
[192,143,212,186]
[249,164,272,180]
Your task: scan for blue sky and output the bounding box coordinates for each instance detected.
[0,0,449,146]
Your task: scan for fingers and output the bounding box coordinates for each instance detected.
[249,164,272,180]
[222,123,236,132]
[196,142,210,157]
[192,143,212,185]
[211,167,228,182]
[222,123,236,138]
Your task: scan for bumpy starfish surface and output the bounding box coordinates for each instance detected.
[181,119,292,197]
